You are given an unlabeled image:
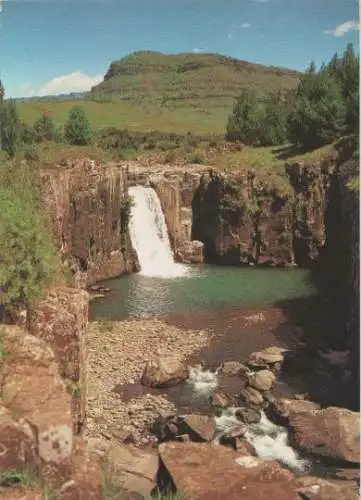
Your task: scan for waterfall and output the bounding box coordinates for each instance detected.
[128,186,188,278]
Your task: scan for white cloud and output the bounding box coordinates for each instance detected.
[38,71,103,95]
[227,23,251,39]
[324,20,360,37]
[192,48,204,53]
[13,71,103,98]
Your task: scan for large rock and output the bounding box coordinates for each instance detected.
[105,444,158,496]
[0,405,38,471]
[247,369,276,392]
[27,287,89,434]
[218,361,249,377]
[178,414,216,442]
[289,406,360,463]
[247,347,287,369]
[239,386,264,406]
[159,441,299,500]
[141,356,189,388]
[176,240,204,264]
[0,327,73,473]
[295,476,359,500]
[267,398,320,425]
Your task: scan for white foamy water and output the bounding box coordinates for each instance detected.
[215,407,310,473]
[128,186,189,278]
[187,365,219,396]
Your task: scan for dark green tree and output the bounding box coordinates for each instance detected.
[226,89,265,145]
[0,99,20,157]
[259,94,288,146]
[288,71,346,148]
[64,106,92,145]
[33,112,56,141]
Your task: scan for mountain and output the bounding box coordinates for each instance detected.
[91,51,301,108]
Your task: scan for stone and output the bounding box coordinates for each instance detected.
[27,287,89,434]
[247,347,287,369]
[247,370,276,392]
[289,406,360,463]
[177,240,204,264]
[0,326,73,471]
[235,408,261,424]
[218,361,249,377]
[234,439,258,456]
[60,437,102,500]
[178,414,216,442]
[159,442,299,500]
[266,398,320,425]
[209,392,229,408]
[0,405,38,471]
[295,476,359,500]
[0,487,45,500]
[105,444,158,496]
[141,355,189,388]
[239,386,264,406]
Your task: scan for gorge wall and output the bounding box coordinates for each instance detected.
[40,159,139,288]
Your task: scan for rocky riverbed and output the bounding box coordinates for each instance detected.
[85,318,212,450]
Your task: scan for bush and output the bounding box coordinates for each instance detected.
[33,112,56,142]
[226,90,265,146]
[0,161,59,318]
[64,106,92,145]
[0,99,20,157]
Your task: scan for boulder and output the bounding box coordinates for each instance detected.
[158,442,299,500]
[176,240,204,264]
[209,392,229,409]
[288,406,360,463]
[239,386,264,406]
[218,361,249,377]
[141,356,189,388]
[295,476,359,500]
[178,414,216,442]
[0,406,38,471]
[266,398,320,425]
[247,347,287,369]
[105,444,158,497]
[247,369,276,392]
[235,408,261,424]
[0,327,73,474]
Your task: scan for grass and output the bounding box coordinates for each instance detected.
[17,51,300,135]
[0,468,55,499]
[0,327,8,361]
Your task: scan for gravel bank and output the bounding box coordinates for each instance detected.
[85,318,212,451]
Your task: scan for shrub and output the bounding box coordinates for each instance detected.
[64,106,92,145]
[33,112,56,142]
[0,161,59,319]
[0,99,20,157]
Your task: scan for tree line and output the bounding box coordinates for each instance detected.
[226,43,359,149]
[0,84,92,158]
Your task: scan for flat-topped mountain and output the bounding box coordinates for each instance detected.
[91,50,301,107]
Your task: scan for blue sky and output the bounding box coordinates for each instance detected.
[0,0,359,97]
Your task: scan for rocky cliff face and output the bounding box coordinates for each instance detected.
[40,159,139,288]
[191,160,334,267]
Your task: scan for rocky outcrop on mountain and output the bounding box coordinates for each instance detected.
[40,159,139,287]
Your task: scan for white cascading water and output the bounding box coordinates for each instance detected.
[128,186,189,278]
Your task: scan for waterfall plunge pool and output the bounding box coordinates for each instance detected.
[89,265,316,320]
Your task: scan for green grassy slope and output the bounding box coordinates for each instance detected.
[18,51,301,134]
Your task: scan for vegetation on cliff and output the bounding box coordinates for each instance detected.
[0,158,59,320]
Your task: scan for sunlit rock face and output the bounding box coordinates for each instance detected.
[40,158,139,287]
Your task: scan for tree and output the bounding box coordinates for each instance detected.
[0,99,20,157]
[226,89,265,145]
[64,106,92,145]
[288,71,346,148]
[259,94,288,146]
[33,112,56,141]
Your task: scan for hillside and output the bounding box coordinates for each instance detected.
[18,51,301,134]
[92,50,300,106]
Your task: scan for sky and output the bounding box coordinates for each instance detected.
[0,0,359,98]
